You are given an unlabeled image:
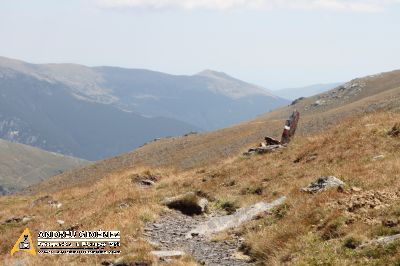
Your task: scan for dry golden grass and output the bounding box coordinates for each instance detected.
[1,111,400,265]
[1,168,164,265]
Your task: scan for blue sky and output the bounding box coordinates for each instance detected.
[1,0,400,89]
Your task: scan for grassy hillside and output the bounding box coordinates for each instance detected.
[0,139,88,195]
[1,111,399,265]
[27,69,400,194]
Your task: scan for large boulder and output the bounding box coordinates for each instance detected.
[302,176,345,193]
[162,192,208,215]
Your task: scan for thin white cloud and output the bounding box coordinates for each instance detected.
[97,0,400,12]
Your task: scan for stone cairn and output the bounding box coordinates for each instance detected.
[245,110,300,155]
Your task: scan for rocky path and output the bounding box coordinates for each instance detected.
[144,210,251,265]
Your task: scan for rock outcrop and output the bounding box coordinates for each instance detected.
[244,110,299,155]
[302,176,345,193]
[244,144,285,155]
[186,196,286,238]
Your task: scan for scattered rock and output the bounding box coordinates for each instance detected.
[388,123,400,137]
[186,196,286,238]
[302,176,345,193]
[305,154,318,163]
[343,191,399,213]
[382,218,399,228]
[232,251,252,262]
[140,180,155,187]
[3,215,34,225]
[3,217,23,224]
[22,216,33,223]
[32,195,63,208]
[162,192,208,216]
[144,210,252,266]
[65,223,80,231]
[312,99,325,107]
[351,187,362,192]
[244,144,285,155]
[57,220,65,226]
[32,195,53,206]
[372,155,385,160]
[118,202,131,209]
[333,190,400,225]
[131,173,160,188]
[49,200,62,209]
[101,258,149,266]
[265,136,281,145]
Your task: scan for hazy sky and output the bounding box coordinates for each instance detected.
[1,0,400,89]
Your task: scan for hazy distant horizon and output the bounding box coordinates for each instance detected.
[1,0,399,89]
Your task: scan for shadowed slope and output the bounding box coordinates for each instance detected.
[0,139,88,195]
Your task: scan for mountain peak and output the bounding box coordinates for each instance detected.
[195,69,276,99]
[196,69,231,79]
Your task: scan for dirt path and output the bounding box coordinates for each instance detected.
[144,210,251,265]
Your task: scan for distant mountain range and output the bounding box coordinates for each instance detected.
[0,138,88,195]
[273,83,342,100]
[0,56,288,160]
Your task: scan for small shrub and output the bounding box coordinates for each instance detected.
[224,180,236,187]
[320,216,346,240]
[139,210,157,223]
[196,169,206,174]
[220,200,239,214]
[343,236,362,249]
[240,186,263,195]
[372,225,400,237]
[273,203,290,219]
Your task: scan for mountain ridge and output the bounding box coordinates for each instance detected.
[273,82,343,100]
[0,56,288,160]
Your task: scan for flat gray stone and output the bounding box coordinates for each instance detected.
[360,234,400,248]
[140,179,155,186]
[186,196,286,238]
[151,250,185,258]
